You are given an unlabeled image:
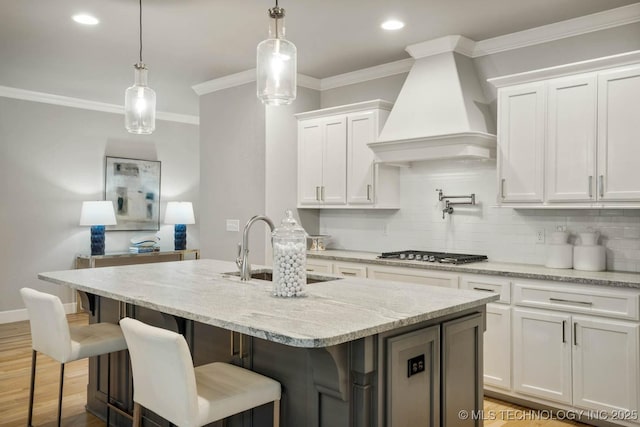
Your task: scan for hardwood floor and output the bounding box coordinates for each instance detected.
[0,313,587,427]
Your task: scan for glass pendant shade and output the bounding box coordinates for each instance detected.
[125,63,156,134]
[257,7,297,105]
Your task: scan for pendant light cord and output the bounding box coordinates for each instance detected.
[139,0,143,63]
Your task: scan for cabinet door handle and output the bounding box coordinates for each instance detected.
[573,322,578,346]
[562,320,566,343]
[549,297,593,306]
[321,186,325,201]
[230,331,237,356]
[501,178,505,199]
[315,186,320,201]
[599,175,604,198]
[366,184,372,201]
[472,287,495,293]
[588,176,593,198]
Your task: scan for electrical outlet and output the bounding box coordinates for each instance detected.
[226,219,239,232]
[407,354,425,378]
[536,228,545,244]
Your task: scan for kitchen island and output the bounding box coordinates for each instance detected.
[39,258,498,427]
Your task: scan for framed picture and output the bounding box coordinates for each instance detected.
[105,156,161,231]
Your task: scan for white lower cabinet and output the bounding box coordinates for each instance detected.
[333,261,367,278]
[484,304,512,390]
[572,315,639,414]
[367,265,459,288]
[513,308,572,404]
[306,259,333,274]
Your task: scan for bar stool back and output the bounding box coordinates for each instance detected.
[120,317,281,427]
[20,287,128,427]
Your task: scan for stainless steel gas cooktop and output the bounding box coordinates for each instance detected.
[378,250,488,265]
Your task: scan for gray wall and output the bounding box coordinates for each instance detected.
[0,97,199,313]
[321,73,408,109]
[199,83,321,265]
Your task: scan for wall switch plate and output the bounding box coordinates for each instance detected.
[536,228,545,244]
[226,219,240,232]
[407,354,425,378]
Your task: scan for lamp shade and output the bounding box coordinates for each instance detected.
[79,201,117,226]
[164,202,195,225]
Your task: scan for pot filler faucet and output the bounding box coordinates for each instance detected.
[436,189,476,219]
[236,215,275,281]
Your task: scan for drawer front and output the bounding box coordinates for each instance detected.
[460,274,511,304]
[514,280,640,321]
[333,261,367,278]
[306,259,333,274]
[367,265,459,288]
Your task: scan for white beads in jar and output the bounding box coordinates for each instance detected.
[272,241,306,297]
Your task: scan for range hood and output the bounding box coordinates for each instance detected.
[369,36,496,164]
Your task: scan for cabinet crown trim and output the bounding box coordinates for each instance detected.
[295,99,393,120]
[488,50,640,88]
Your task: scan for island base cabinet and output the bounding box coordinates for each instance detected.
[386,326,440,427]
[441,313,484,427]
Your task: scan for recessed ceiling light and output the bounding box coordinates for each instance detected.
[72,14,99,25]
[381,19,405,31]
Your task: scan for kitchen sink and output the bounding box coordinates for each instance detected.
[223,269,340,284]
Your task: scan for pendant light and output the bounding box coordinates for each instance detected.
[125,0,156,134]
[256,0,297,105]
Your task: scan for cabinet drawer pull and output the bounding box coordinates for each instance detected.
[306,268,315,272]
[367,184,372,201]
[574,322,578,346]
[501,178,505,199]
[340,271,357,276]
[549,298,593,306]
[472,287,495,293]
[598,175,604,198]
[562,320,566,343]
[588,176,593,198]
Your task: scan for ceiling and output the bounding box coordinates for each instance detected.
[1,0,638,116]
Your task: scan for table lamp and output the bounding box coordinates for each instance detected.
[80,201,117,255]
[164,202,195,250]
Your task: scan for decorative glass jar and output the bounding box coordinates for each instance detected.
[272,210,306,297]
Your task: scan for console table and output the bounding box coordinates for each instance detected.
[75,249,200,269]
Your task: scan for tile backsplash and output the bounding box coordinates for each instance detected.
[319,160,640,273]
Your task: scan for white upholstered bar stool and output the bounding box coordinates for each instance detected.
[120,317,281,427]
[20,287,128,427]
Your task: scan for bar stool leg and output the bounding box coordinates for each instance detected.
[273,399,280,427]
[57,363,65,427]
[27,350,37,427]
[132,402,141,427]
[106,353,111,427]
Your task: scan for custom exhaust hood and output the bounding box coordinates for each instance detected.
[369,36,496,164]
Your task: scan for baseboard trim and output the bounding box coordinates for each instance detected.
[0,302,77,324]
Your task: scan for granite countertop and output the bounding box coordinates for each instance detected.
[308,250,640,288]
[38,259,497,348]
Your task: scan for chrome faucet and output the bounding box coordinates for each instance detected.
[236,215,275,281]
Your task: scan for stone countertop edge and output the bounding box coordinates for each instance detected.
[37,260,498,349]
[307,250,640,288]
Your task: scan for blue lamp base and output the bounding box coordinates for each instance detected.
[90,225,106,256]
[174,224,187,250]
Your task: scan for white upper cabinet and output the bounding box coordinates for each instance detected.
[497,82,545,203]
[493,56,640,208]
[296,100,399,209]
[546,73,597,203]
[597,65,640,201]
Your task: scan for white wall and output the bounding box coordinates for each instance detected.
[318,23,640,273]
[0,97,199,316]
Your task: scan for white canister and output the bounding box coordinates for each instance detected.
[573,245,606,271]
[545,244,573,269]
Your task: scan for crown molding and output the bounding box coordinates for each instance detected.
[488,50,640,88]
[0,85,199,125]
[473,3,640,57]
[406,35,477,59]
[320,58,413,91]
